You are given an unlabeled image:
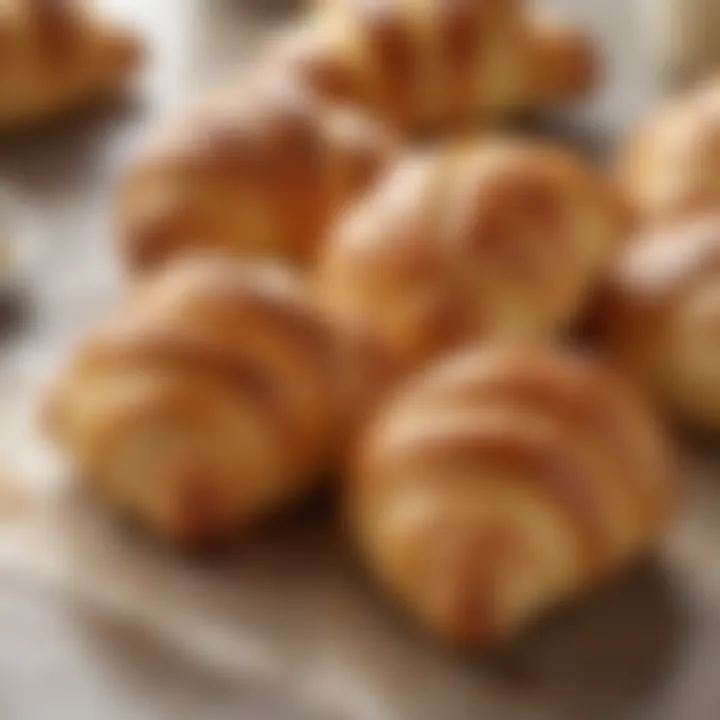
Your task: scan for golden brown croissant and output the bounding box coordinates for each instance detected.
[350,346,680,645]
[595,215,720,431]
[120,76,397,273]
[47,257,349,548]
[0,0,143,127]
[619,78,720,227]
[315,139,630,377]
[268,0,596,135]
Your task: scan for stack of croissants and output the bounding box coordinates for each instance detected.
[7,0,720,647]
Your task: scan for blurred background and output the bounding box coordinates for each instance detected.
[0,1,717,719]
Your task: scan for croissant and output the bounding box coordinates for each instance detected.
[315,139,630,377]
[268,0,596,135]
[120,75,397,273]
[0,0,143,128]
[350,346,680,645]
[47,257,348,548]
[595,215,720,431]
[619,78,720,227]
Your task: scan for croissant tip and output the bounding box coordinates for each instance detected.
[563,30,599,98]
[534,23,600,102]
[110,27,147,78]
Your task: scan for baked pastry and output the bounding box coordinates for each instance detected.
[0,0,143,128]
[121,75,397,273]
[350,346,679,645]
[315,139,630,376]
[47,257,348,548]
[596,215,720,431]
[268,0,596,135]
[619,78,720,226]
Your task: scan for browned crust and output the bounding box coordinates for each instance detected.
[350,345,680,644]
[49,258,346,548]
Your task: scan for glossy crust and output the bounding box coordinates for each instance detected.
[120,76,397,273]
[47,257,349,548]
[268,0,596,135]
[350,346,680,645]
[315,139,630,377]
[619,78,720,226]
[0,0,143,127]
[596,216,720,431]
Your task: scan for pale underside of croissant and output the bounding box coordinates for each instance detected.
[619,78,720,227]
[350,347,679,645]
[120,77,397,273]
[269,0,596,135]
[596,216,720,431]
[315,139,630,381]
[47,258,348,548]
[0,0,143,127]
